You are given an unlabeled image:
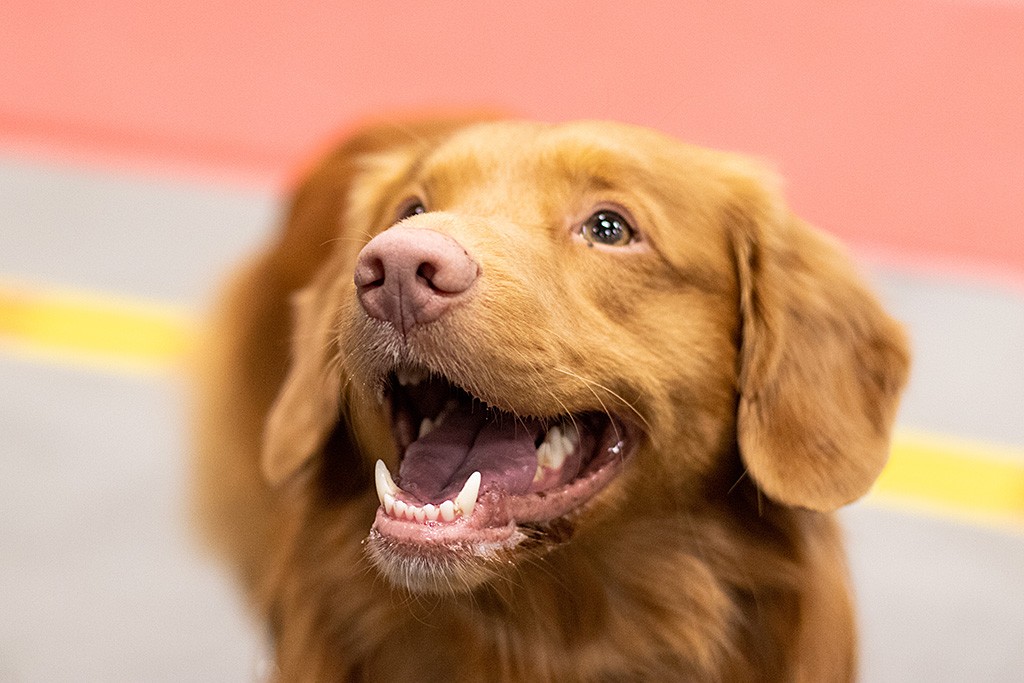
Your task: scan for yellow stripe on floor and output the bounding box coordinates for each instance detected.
[1,280,1023,529]
[0,280,193,373]
[871,431,1024,530]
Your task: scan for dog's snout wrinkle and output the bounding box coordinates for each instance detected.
[355,227,478,333]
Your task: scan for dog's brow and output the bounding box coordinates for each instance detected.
[548,146,661,193]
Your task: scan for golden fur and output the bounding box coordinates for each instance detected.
[193,117,910,681]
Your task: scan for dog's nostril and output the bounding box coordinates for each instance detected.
[354,257,387,290]
[416,262,439,290]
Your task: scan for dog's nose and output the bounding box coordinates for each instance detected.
[354,227,479,333]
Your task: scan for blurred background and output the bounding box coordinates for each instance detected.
[1,1,1022,680]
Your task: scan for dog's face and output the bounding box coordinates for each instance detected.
[260,120,909,594]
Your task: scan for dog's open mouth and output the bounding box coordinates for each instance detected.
[370,365,633,548]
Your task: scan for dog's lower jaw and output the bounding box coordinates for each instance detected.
[364,522,527,594]
[363,491,587,596]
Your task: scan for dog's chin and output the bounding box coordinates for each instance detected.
[364,516,524,595]
[362,365,635,595]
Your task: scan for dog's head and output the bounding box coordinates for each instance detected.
[260,118,909,593]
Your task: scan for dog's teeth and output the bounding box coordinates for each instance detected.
[455,471,481,518]
[397,367,426,387]
[419,417,434,438]
[535,424,574,482]
[535,442,552,479]
[543,427,568,469]
[374,459,399,505]
[379,459,399,491]
[436,400,458,426]
[378,459,475,523]
[562,422,579,452]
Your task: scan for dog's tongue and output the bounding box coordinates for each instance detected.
[398,409,543,504]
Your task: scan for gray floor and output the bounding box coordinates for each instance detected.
[2,156,1023,681]
[0,358,261,682]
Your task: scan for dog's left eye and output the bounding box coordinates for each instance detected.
[395,198,427,222]
[580,210,636,247]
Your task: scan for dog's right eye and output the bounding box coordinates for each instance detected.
[395,198,427,222]
[580,210,636,247]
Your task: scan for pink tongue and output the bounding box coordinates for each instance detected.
[398,409,543,504]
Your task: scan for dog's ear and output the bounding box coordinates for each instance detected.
[260,114,498,486]
[261,281,345,486]
[731,186,910,511]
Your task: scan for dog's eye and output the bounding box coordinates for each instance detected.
[395,198,427,222]
[580,210,635,247]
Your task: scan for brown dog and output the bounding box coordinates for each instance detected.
[193,117,910,681]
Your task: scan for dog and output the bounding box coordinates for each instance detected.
[193,116,910,681]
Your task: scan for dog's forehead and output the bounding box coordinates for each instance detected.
[417,120,673,188]
[408,120,773,217]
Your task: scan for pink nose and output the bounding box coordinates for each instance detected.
[354,227,479,333]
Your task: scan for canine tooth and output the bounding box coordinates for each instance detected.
[455,471,481,518]
[394,499,408,519]
[424,503,439,521]
[419,417,434,438]
[378,459,399,491]
[375,459,399,505]
[383,493,395,515]
[439,500,456,521]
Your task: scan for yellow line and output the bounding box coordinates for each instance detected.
[0,280,193,373]
[871,431,1024,529]
[1,280,1023,529]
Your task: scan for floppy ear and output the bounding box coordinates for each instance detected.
[261,282,346,486]
[259,113,499,486]
[732,192,911,511]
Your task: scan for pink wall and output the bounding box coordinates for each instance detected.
[2,1,1022,275]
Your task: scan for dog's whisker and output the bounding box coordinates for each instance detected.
[551,366,651,437]
[727,468,750,496]
[544,390,580,438]
[318,234,375,249]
